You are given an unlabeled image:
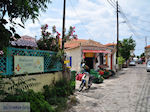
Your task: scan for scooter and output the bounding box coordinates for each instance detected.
[79,73,94,92]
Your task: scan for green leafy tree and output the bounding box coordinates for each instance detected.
[119,36,136,61]
[0,0,51,50]
[140,52,145,58]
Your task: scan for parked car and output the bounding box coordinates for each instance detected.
[137,60,143,64]
[146,60,150,72]
[129,61,136,66]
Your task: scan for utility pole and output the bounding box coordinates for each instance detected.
[62,0,66,50]
[116,0,119,71]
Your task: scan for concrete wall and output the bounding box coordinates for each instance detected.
[107,54,110,69]
[4,72,63,93]
[65,47,82,72]
[113,52,116,71]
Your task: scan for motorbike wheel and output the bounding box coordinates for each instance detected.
[87,85,91,89]
[79,82,85,92]
[87,81,92,89]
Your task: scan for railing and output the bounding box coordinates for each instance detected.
[0,47,62,76]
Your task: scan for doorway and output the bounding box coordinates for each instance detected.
[84,57,94,70]
[99,53,104,65]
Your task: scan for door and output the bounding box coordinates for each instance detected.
[84,58,94,70]
[99,53,103,65]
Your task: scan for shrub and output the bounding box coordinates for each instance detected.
[43,79,74,98]
[118,56,125,65]
[3,90,55,112]
[43,79,75,111]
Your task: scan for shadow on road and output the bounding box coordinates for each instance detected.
[89,87,98,90]
[107,75,119,80]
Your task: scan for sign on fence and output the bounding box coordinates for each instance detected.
[14,56,44,75]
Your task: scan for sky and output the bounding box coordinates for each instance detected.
[15,0,150,56]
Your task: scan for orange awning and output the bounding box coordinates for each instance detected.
[82,50,111,54]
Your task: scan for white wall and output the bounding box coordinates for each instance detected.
[113,52,116,71]
[65,47,82,72]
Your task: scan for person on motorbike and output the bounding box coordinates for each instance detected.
[80,61,91,89]
[81,61,89,73]
[81,72,90,89]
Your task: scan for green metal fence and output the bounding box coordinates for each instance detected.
[0,57,7,75]
[0,47,62,76]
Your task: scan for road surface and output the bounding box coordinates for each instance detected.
[68,64,150,112]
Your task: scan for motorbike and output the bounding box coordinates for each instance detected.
[78,73,94,92]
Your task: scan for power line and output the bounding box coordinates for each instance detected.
[134,18,150,24]
[107,0,121,11]
[110,0,116,5]
[106,0,141,37]
[69,0,96,40]
[119,10,150,36]
[116,3,150,36]
[110,0,150,32]
[119,12,139,36]
[131,22,150,32]
[118,6,141,37]
[107,0,116,9]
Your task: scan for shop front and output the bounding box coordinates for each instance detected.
[82,49,111,70]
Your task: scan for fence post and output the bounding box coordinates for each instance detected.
[6,47,13,75]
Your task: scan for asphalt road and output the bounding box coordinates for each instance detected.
[68,64,150,112]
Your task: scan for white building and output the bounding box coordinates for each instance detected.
[65,39,113,72]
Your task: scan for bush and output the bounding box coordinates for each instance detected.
[71,71,76,81]
[43,79,74,98]
[3,90,55,112]
[118,56,125,65]
[43,79,75,111]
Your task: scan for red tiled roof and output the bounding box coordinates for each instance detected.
[65,39,108,49]
[145,45,150,48]
[105,43,116,46]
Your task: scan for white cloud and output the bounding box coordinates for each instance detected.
[13,0,150,55]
